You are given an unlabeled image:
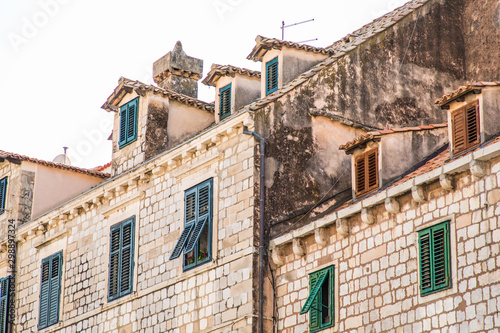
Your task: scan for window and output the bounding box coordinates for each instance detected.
[418,220,451,296]
[266,57,278,95]
[169,179,212,270]
[0,276,11,333]
[108,217,135,301]
[354,147,378,197]
[0,177,6,215]
[451,100,480,155]
[219,84,232,120]
[119,98,139,148]
[38,252,62,330]
[300,265,335,333]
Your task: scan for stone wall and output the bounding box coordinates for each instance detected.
[273,153,500,332]
[14,119,258,333]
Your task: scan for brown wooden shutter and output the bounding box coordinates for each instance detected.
[355,148,379,197]
[465,100,479,147]
[355,154,366,196]
[366,148,379,192]
[452,100,480,155]
[451,106,466,155]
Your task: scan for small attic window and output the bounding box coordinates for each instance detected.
[451,100,480,155]
[119,98,139,148]
[219,84,231,120]
[266,57,278,95]
[354,147,379,197]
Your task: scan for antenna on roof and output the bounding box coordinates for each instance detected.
[281,19,315,41]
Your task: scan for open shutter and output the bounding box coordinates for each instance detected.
[119,106,128,147]
[366,149,378,191]
[219,84,232,119]
[38,258,50,329]
[355,154,366,196]
[48,253,61,326]
[418,229,432,294]
[0,177,7,214]
[127,99,138,143]
[169,224,194,260]
[184,216,208,253]
[266,58,278,95]
[465,100,479,147]
[119,219,134,296]
[0,277,10,333]
[432,222,450,290]
[300,270,328,315]
[108,225,121,299]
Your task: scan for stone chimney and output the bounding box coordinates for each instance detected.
[153,41,203,98]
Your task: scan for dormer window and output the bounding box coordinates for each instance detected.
[119,98,138,148]
[451,100,479,155]
[219,84,232,120]
[265,57,278,95]
[354,147,378,197]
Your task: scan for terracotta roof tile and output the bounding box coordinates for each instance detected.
[93,161,111,172]
[102,77,214,113]
[202,64,261,87]
[247,35,334,62]
[0,150,110,178]
[435,81,500,106]
[339,124,447,151]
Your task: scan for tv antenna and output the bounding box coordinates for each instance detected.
[280,19,317,43]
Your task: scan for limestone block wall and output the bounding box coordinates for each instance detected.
[14,126,258,333]
[273,155,500,332]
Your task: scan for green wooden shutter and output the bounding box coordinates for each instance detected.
[266,57,279,95]
[108,224,121,300]
[127,99,138,143]
[38,258,50,329]
[120,219,134,296]
[419,221,450,296]
[300,270,327,314]
[169,224,195,260]
[0,177,7,214]
[219,84,232,119]
[119,105,128,147]
[0,277,10,333]
[48,253,62,326]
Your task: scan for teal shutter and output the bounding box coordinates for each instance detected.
[39,252,62,329]
[419,221,451,296]
[302,266,335,333]
[109,217,135,301]
[219,84,231,119]
[0,277,10,333]
[300,270,328,315]
[119,98,139,148]
[0,177,7,214]
[266,57,279,95]
[169,224,195,260]
[184,216,208,253]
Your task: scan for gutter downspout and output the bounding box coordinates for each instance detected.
[243,125,265,333]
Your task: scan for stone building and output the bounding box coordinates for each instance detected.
[0,0,499,332]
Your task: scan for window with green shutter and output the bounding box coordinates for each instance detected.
[38,251,62,330]
[0,177,7,215]
[108,217,135,301]
[300,265,335,332]
[219,84,232,120]
[266,57,278,95]
[418,220,451,296]
[0,276,11,333]
[119,98,139,148]
[169,179,212,271]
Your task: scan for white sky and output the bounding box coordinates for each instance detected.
[0,0,409,169]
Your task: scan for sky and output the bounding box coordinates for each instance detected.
[0,0,409,169]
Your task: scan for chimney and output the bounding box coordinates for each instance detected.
[153,41,203,98]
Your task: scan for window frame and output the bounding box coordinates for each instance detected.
[38,251,63,330]
[451,99,480,156]
[300,265,335,332]
[0,276,11,333]
[265,57,279,95]
[108,217,135,302]
[354,147,379,197]
[418,220,452,296]
[118,97,139,149]
[0,177,7,215]
[219,83,232,120]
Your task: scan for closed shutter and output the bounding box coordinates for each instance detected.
[127,99,138,143]
[419,221,450,296]
[355,155,365,196]
[39,252,62,329]
[219,84,232,119]
[452,100,480,155]
[0,177,7,214]
[119,106,128,147]
[108,218,135,301]
[355,148,378,197]
[366,149,378,191]
[38,259,50,329]
[266,58,279,95]
[465,100,479,147]
[452,106,466,155]
[0,277,10,333]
